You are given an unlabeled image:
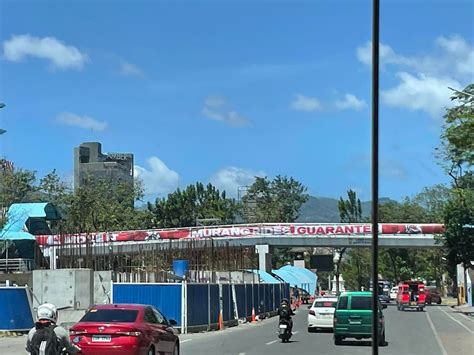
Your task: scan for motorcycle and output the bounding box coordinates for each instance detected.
[278,319,292,343]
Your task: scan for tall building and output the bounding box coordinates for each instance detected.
[74,142,133,189]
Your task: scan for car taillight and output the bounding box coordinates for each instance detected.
[309,310,316,316]
[69,330,87,336]
[116,331,142,337]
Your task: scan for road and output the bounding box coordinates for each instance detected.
[178,304,473,355]
[1,305,472,355]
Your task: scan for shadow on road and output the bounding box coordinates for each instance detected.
[338,340,389,347]
[308,328,333,334]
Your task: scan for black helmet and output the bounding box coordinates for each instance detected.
[281,298,289,305]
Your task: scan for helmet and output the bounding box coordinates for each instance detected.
[281,298,289,305]
[37,303,58,323]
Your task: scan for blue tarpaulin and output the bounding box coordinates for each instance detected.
[272,265,317,294]
[0,203,61,240]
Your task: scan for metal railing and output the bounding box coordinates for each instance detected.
[0,258,33,272]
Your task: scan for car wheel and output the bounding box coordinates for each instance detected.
[147,346,155,355]
[334,335,343,345]
[437,299,442,305]
[378,332,386,346]
[172,342,179,355]
[427,300,432,305]
[308,327,313,333]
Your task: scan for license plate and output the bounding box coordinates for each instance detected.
[92,335,111,342]
[410,302,417,305]
[279,324,288,329]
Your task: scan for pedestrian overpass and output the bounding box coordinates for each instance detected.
[38,223,444,271]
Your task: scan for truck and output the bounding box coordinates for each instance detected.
[396,280,426,311]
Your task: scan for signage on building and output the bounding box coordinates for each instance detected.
[106,153,130,161]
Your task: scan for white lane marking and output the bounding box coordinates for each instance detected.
[426,311,448,355]
[293,330,299,335]
[180,339,192,343]
[238,353,246,355]
[438,307,474,334]
[266,340,277,345]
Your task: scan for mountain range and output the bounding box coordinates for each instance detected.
[296,196,394,223]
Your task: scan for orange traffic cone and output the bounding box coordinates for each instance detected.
[251,307,256,323]
[218,310,224,330]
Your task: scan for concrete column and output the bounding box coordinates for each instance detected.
[255,244,273,273]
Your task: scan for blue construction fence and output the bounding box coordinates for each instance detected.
[112,282,290,333]
[0,287,34,331]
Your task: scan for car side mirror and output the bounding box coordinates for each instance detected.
[382,304,387,309]
[169,319,178,326]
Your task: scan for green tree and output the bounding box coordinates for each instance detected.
[336,189,363,294]
[438,84,474,169]
[437,84,474,298]
[0,169,38,229]
[64,177,147,233]
[241,175,308,266]
[241,175,308,223]
[148,182,238,228]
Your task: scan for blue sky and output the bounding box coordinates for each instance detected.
[1,0,473,201]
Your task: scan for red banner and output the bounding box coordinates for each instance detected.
[35,223,445,246]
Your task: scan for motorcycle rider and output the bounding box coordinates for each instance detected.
[278,298,295,334]
[26,303,81,354]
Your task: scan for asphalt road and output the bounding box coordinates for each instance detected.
[1,304,472,355]
[178,304,474,355]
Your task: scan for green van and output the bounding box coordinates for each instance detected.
[333,291,387,346]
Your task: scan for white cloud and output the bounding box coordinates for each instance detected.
[3,34,88,70]
[290,94,321,112]
[357,35,473,118]
[210,167,265,198]
[357,36,473,81]
[56,112,108,131]
[120,61,144,78]
[357,41,413,67]
[202,95,250,126]
[334,94,367,111]
[134,157,180,195]
[380,160,407,179]
[381,72,460,117]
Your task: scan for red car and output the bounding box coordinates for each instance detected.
[69,304,180,355]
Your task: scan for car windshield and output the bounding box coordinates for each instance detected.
[80,309,138,323]
[351,297,372,310]
[313,301,337,308]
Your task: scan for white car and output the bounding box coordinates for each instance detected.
[390,286,398,300]
[307,297,338,332]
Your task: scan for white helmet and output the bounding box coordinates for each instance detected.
[37,303,58,323]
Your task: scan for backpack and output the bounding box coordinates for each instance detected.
[279,305,290,318]
[30,324,61,355]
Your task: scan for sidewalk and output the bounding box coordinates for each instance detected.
[451,305,474,315]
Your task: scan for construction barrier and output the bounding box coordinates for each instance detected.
[112,283,183,328]
[0,287,34,331]
[112,282,290,333]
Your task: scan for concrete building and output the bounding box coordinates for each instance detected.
[74,142,133,189]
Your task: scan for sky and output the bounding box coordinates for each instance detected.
[0,0,473,202]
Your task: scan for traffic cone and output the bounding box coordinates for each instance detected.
[251,307,256,323]
[218,310,224,330]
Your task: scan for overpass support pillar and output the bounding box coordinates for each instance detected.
[256,244,273,273]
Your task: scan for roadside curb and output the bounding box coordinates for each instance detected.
[0,331,27,337]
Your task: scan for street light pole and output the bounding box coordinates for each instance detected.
[371,0,380,354]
